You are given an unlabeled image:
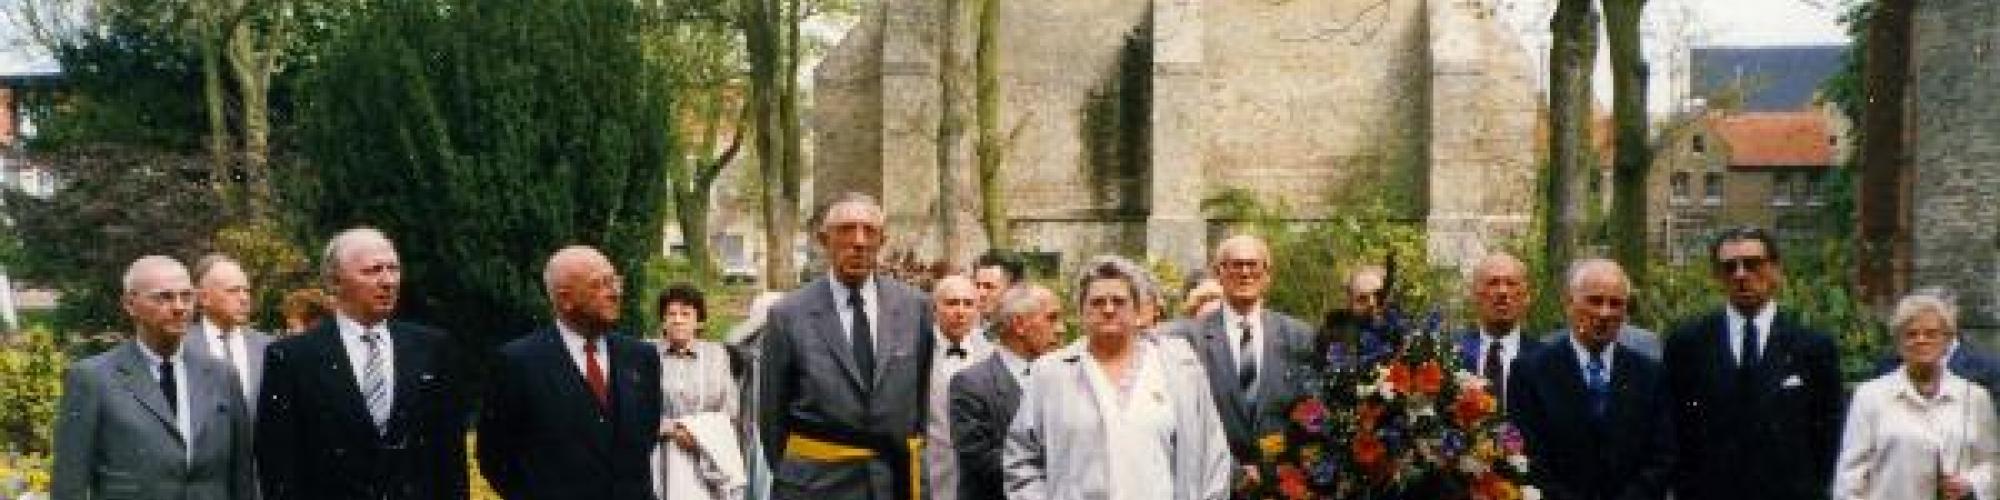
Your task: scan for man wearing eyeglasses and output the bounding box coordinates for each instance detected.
[1664,227,1843,500]
[1178,234,1315,497]
[52,256,257,499]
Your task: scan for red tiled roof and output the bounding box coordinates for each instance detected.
[1715,111,1833,169]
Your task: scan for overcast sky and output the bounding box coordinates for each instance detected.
[1687,0,1848,46]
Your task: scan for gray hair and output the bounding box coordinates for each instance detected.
[1469,252,1528,288]
[1563,258,1629,298]
[320,227,394,286]
[1890,289,1959,337]
[813,191,885,233]
[992,284,1053,332]
[124,255,189,294]
[543,245,609,299]
[1072,255,1149,308]
[192,253,245,285]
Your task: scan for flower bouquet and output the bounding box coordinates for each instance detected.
[1252,307,1536,500]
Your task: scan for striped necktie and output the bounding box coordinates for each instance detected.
[360,329,390,433]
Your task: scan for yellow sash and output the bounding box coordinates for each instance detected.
[784,433,926,500]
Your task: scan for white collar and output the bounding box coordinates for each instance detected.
[201,317,243,339]
[1725,301,1777,329]
[335,312,388,341]
[828,273,877,300]
[556,320,603,351]
[1222,303,1264,329]
[1568,335,1615,375]
[1892,366,1971,406]
[998,347,1033,380]
[134,337,185,367]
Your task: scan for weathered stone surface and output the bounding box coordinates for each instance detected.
[1912,0,2000,332]
[814,0,1541,275]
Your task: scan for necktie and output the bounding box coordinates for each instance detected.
[1238,321,1258,392]
[945,342,967,359]
[1483,338,1507,407]
[1585,352,1609,419]
[360,330,390,432]
[219,333,244,397]
[848,287,875,380]
[1739,317,1761,370]
[584,339,609,411]
[158,359,178,417]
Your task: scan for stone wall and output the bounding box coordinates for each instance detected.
[1912,0,2000,331]
[1425,0,1539,271]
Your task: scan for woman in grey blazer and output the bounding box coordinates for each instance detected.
[1003,256,1233,500]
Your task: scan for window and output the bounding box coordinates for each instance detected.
[1691,135,1707,154]
[1771,172,1795,207]
[1703,173,1724,206]
[1670,172,1691,206]
[1805,173,1826,206]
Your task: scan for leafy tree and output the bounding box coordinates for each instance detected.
[295,0,672,347]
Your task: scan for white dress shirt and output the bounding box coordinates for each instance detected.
[1568,336,1616,382]
[1478,327,1524,383]
[1221,305,1265,396]
[998,349,1034,387]
[335,313,395,409]
[829,273,881,352]
[201,318,254,404]
[134,340,192,461]
[1725,302,1777,364]
[926,329,994,500]
[557,321,611,381]
[1833,369,2000,500]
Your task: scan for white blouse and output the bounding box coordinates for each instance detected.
[1834,369,1999,500]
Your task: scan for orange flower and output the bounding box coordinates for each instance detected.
[1471,471,1520,500]
[1413,361,1445,395]
[1277,464,1311,500]
[1384,362,1411,393]
[1452,386,1498,427]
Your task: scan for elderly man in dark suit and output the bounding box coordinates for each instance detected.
[477,246,662,499]
[1178,234,1315,495]
[1509,259,1674,500]
[759,192,935,500]
[1665,227,1843,500]
[1455,252,1543,410]
[52,256,258,499]
[256,228,469,500]
[950,284,1062,500]
[187,254,274,415]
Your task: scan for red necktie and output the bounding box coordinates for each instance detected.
[585,340,609,412]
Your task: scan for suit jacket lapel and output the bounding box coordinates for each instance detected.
[871,281,909,393]
[114,343,183,442]
[809,278,869,393]
[992,359,1021,413]
[1752,315,1801,402]
[1547,347,1595,426]
[531,330,613,459]
[1198,313,1252,434]
[1254,311,1291,409]
[186,355,218,446]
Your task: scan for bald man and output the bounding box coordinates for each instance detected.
[53,256,257,499]
[478,246,662,500]
[1508,259,1673,500]
[1454,252,1544,410]
[1178,234,1316,493]
[923,275,992,500]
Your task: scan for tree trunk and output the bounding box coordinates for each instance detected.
[772,0,804,290]
[200,34,235,217]
[937,0,975,266]
[1856,0,1913,310]
[1545,0,1598,277]
[228,25,279,222]
[744,0,800,290]
[974,0,1007,250]
[1603,0,1651,288]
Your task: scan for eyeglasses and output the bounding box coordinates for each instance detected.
[136,289,196,304]
[1714,256,1768,274]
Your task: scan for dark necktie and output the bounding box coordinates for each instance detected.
[1584,351,1609,420]
[1238,321,1258,392]
[1739,316,1761,371]
[159,359,178,416]
[945,342,967,359]
[849,287,875,379]
[1483,338,1507,407]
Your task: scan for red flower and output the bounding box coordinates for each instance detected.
[1352,432,1386,467]
[1384,362,1411,393]
[1452,386,1497,427]
[1357,401,1385,430]
[1277,464,1310,500]
[1412,360,1445,396]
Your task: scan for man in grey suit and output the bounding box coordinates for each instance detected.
[950,284,1062,500]
[52,255,258,499]
[187,254,274,412]
[760,192,936,500]
[1178,235,1315,495]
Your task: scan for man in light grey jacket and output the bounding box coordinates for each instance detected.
[52,256,258,499]
[186,254,274,413]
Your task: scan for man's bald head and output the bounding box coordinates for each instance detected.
[544,246,622,334]
[933,275,981,340]
[1470,252,1531,335]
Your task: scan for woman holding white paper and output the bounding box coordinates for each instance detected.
[1833,291,2000,500]
[654,283,747,500]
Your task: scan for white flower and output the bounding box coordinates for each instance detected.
[1356,384,1376,397]
[1520,486,1542,500]
[1458,456,1488,475]
[1411,405,1437,418]
[1377,384,1397,399]
[1507,454,1530,473]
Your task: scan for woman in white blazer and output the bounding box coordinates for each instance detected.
[1003,255,1233,500]
[1834,291,1999,500]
